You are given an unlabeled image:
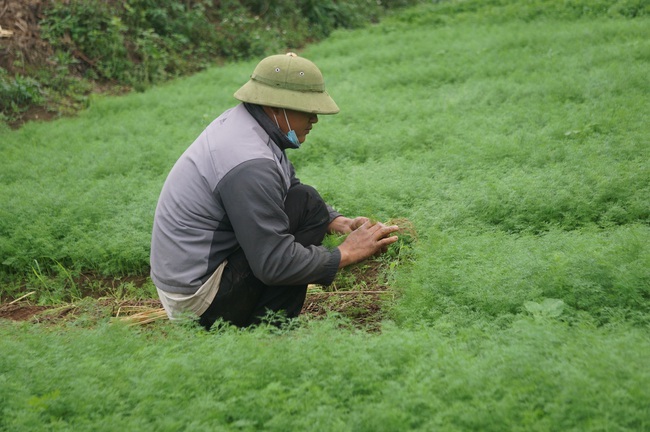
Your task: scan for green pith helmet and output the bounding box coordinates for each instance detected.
[234,53,339,115]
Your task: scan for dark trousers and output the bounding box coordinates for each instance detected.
[198,184,330,329]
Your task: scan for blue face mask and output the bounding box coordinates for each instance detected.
[286,129,300,146]
[282,109,300,146]
[274,109,301,147]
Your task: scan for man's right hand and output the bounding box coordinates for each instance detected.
[337,221,400,268]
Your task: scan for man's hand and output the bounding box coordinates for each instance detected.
[328,216,369,234]
[337,221,400,268]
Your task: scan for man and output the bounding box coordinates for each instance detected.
[150,53,399,329]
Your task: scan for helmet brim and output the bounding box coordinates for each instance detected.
[234,80,340,115]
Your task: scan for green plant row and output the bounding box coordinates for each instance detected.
[1,318,649,431]
[2,0,649,320]
[1,1,649,428]
[0,0,419,124]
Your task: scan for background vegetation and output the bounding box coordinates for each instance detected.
[1,0,649,429]
[0,0,418,124]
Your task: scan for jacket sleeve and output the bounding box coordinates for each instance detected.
[217,158,340,286]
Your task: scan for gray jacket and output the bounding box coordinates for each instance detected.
[150,103,341,294]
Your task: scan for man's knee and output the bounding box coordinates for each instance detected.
[286,184,328,217]
[286,184,324,205]
[285,184,330,245]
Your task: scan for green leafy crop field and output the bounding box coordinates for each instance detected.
[1,1,649,430]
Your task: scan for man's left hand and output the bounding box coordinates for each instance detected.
[328,216,369,234]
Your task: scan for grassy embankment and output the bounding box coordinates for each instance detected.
[1,1,649,430]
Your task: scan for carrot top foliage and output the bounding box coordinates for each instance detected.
[1,2,649,428]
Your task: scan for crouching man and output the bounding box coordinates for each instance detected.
[150,53,399,329]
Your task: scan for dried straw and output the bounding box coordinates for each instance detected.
[0,26,14,38]
[8,291,35,304]
[116,307,168,326]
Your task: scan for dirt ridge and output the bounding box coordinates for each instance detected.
[0,0,51,74]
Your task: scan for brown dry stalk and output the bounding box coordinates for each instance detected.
[0,26,13,38]
[307,290,388,296]
[8,291,35,304]
[118,308,167,326]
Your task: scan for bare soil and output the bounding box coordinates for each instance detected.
[0,288,390,330]
[0,261,394,330]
